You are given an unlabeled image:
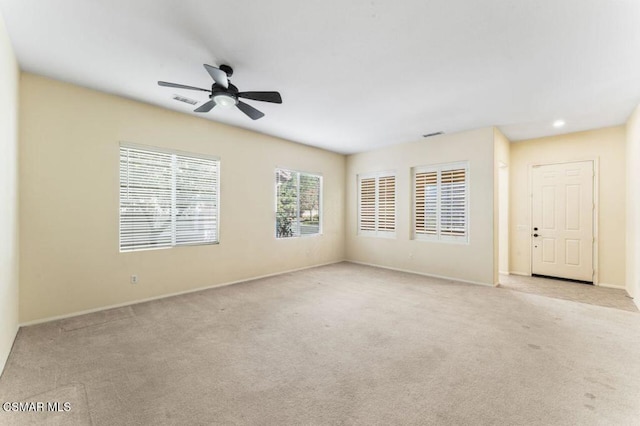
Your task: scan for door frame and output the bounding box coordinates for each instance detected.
[527,157,599,285]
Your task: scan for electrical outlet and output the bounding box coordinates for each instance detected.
[130,275,138,284]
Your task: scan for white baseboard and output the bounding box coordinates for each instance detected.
[508,271,531,277]
[499,270,510,275]
[346,260,494,287]
[597,282,625,290]
[20,260,345,327]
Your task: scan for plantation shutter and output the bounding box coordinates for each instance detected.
[378,175,396,231]
[413,162,468,242]
[358,177,376,232]
[174,154,219,245]
[415,171,438,236]
[440,168,466,237]
[120,147,173,251]
[120,145,219,252]
[358,172,396,236]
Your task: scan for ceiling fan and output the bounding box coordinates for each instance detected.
[158,64,282,120]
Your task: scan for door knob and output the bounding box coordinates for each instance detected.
[533,233,539,237]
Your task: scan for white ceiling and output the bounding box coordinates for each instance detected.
[1,0,639,154]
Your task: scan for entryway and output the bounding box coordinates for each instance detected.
[499,274,637,312]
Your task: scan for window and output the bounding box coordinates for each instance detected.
[413,162,468,242]
[275,169,322,238]
[119,144,219,252]
[357,171,396,237]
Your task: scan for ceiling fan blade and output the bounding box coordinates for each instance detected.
[194,100,216,113]
[203,64,228,89]
[158,81,211,92]
[236,101,265,120]
[237,91,282,104]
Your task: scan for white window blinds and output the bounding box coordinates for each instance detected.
[359,177,376,232]
[415,170,438,236]
[378,175,396,232]
[120,144,219,252]
[413,162,468,242]
[275,169,322,238]
[357,172,396,236]
[440,168,467,238]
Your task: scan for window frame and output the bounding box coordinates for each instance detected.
[357,170,397,238]
[412,161,469,243]
[119,142,220,252]
[274,168,323,239]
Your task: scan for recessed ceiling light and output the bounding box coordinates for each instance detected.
[553,119,565,128]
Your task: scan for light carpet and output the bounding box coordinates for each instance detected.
[1,262,639,425]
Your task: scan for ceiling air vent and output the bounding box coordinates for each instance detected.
[422,131,444,138]
[172,95,198,105]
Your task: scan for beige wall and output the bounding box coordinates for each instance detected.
[345,127,496,286]
[0,12,20,373]
[627,104,640,305]
[13,71,635,324]
[494,129,510,279]
[510,126,626,288]
[19,74,346,323]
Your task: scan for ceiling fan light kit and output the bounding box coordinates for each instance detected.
[158,64,282,120]
[213,93,237,108]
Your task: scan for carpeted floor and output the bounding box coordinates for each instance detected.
[1,262,639,425]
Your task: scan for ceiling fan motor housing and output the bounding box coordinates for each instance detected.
[211,83,239,104]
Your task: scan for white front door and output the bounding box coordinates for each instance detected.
[531,161,594,282]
